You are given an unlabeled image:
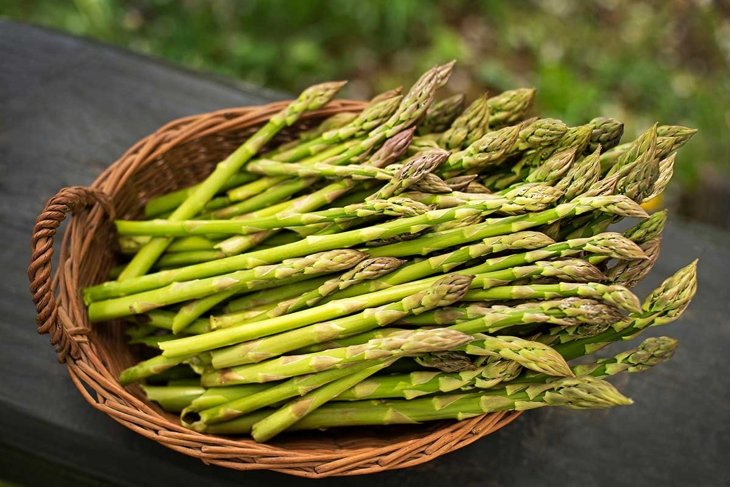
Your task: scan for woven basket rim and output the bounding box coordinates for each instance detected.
[28,99,522,478]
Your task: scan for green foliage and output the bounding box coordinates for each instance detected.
[2,0,728,189]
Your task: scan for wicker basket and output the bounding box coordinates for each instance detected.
[27,100,521,477]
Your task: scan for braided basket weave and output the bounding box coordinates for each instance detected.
[28,100,521,477]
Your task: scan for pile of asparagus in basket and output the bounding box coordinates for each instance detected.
[84,62,698,442]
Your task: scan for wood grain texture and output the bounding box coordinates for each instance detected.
[1,20,729,486]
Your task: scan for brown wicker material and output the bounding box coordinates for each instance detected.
[28,100,521,477]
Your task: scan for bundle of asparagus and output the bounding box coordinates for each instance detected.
[85,62,699,443]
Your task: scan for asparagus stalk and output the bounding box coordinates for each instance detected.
[141,385,205,412]
[569,336,678,377]
[463,282,642,314]
[440,94,490,149]
[404,296,625,329]
[188,361,382,427]
[199,376,631,434]
[88,249,366,321]
[207,274,473,367]
[181,384,274,416]
[644,153,676,200]
[337,359,523,400]
[367,149,449,200]
[118,81,346,280]
[171,255,390,334]
[338,335,676,401]
[401,183,562,210]
[418,93,466,134]
[143,172,257,218]
[555,146,602,202]
[213,127,416,256]
[250,361,392,442]
[224,92,403,203]
[179,236,633,359]
[222,275,331,313]
[452,298,625,337]
[524,147,577,184]
[367,195,647,258]
[440,123,523,177]
[262,257,404,319]
[202,328,472,386]
[587,117,624,153]
[115,197,432,237]
[553,261,697,360]
[87,192,644,305]
[246,159,393,181]
[486,88,536,127]
[409,173,454,194]
[605,238,661,288]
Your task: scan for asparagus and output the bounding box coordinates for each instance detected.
[439,298,626,337]
[404,296,624,328]
[141,384,205,412]
[213,259,405,329]
[115,197,432,237]
[605,238,661,288]
[486,88,536,127]
[587,117,624,153]
[263,257,405,318]
[200,376,631,434]
[409,173,454,194]
[440,94,490,149]
[180,384,275,417]
[189,361,381,427]
[210,141,359,219]
[600,125,696,168]
[205,257,624,368]
[353,335,676,402]
[246,159,393,181]
[464,282,642,314]
[606,124,658,176]
[337,231,643,302]
[524,147,577,184]
[367,196,647,258]
[401,183,562,210]
[88,249,366,321]
[418,93,466,134]
[119,354,196,385]
[223,92,402,203]
[336,359,523,400]
[250,361,392,442]
[87,192,643,306]
[118,81,346,280]
[515,118,570,152]
[519,124,594,170]
[222,275,331,313]
[207,274,474,367]
[440,124,523,177]
[444,175,478,191]
[135,309,210,334]
[644,153,676,200]
[143,172,257,218]
[571,336,678,377]
[202,328,472,386]
[555,146,602,202]
[554,261,697,360]
[367,149,449,200]
[213,128,416,256]
[172,257,396,334]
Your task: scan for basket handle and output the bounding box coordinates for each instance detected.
[28,186,114,362]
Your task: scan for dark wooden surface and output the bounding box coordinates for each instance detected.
[1,21,729,487]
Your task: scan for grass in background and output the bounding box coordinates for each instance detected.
[2,0,729,226]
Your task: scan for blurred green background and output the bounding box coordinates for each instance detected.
[2,0,729,226]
